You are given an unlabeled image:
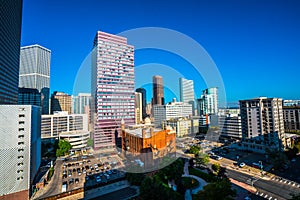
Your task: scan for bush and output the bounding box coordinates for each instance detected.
[182,177,199,189]
[189,167,217,182]
[47,167,54,181]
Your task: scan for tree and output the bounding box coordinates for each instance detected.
[290,194,300,200]
[212,163,221,174]
[189,145,201,155]
[194,178,236,200]
[158,158,184,183]
[140,175,183,200]
[267,149,288,169]
[56,139,72,157]
[294,141,300,153]
[195,153,209,166]
[125,172,145,186]
[87,138,93,147]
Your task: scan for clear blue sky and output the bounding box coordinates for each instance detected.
[21,0,300,104]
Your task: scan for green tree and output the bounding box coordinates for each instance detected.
[87,138,94,147]
[294,141,300,153]
[190,145,201,155]
[158,158,184,183]
[195,153,209,166]
[125,172,145,186]
[194,178,236,200]
[140,175,183,200]
[290,193,300,200]
[212,163,221,174]
[267,149,288,169]
[47,167,54,181]
[56,139,72,157]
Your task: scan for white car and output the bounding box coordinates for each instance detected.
[239,162,245,168]
[216,156,223,160]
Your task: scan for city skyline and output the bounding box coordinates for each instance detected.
[21,0,300,103]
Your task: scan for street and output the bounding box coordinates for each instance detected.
[226,169,300,200]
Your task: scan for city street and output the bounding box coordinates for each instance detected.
[226,169,300,200]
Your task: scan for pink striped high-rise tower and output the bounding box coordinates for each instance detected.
[92,31,135,150]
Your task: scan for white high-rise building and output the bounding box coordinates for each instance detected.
[197,87,218,115]
[179,78,195,114]
[153,99,192,127]
[19,44,51,114]
[72,93,91,114]
[239,97,285,151]
[0,105,41,199]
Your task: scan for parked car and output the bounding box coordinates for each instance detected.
[239,162,245,168]
[75,178,79,184]
[96,176,101,183]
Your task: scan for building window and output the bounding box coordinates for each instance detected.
[19,114,25,118]
[19,121,25,124]
[18,142,24,145]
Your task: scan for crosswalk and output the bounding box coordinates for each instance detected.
[256,191,277,200]
[271,177,300,188]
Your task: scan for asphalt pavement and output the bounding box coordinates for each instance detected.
[226,169,300,200]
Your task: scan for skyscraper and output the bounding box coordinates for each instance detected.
[19,44,51,114]
[50,91,72,114]
[72,93,91,114]
[239,97,285,151]
[92,31,135,150]
[136,88,147,119]
[135,92,142,124]
[197,87,218,115]
[0,0,23,104]
[152,75,164,105]
[0,105,41,199]
[179,78,195,114]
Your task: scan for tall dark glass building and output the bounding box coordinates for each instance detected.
[136,88,147,119]
[152,75,164,105]
[0,0,23,104]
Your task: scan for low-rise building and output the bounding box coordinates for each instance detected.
[59,130,90,150]
[121,121,176,168]
[41,111,88,139]
[153,99,192,127]
[219,115,242,140]
[163,117,199,137]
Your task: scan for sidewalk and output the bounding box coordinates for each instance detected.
[183,160,208,198]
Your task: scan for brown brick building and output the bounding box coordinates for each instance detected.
[121,122,176,168]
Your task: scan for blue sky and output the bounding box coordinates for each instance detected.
[21,0,300,104]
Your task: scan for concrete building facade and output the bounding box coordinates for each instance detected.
[0,105,41,199]
[153,99,193,127]
[41,111,88,139]
[239,97,285,152]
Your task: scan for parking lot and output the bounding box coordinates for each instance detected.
[60,154,125,192]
